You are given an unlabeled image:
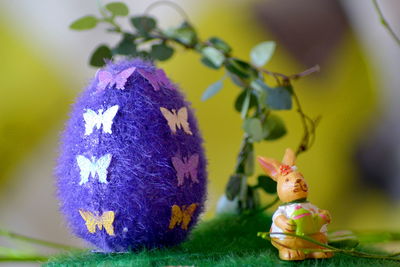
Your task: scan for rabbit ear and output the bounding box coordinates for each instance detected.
[282,148,296,166]
[257,156,281,181]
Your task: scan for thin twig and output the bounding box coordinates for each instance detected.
[0,229,80,251]
[259,196,280,212]
[96,0,108,18]
[289,65,320,80]
[234,136,251,209]
[372,0,400,46]
[144,0,190,22]
[259,65,320,84]
[259,65,320,156]
[0,255,49,262]
[259,69,288,82]
[292,90,311,156]
[259,231,400,261]
[102,18,122,33]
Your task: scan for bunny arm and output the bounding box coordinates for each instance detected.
[274,214,297,232]
[317,209,331,224]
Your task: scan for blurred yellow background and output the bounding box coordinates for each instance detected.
[0,0,399,251]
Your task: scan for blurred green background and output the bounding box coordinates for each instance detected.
[0,0,399,253]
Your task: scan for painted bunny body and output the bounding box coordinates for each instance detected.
[257,149,333,261]
[271,202,328,239]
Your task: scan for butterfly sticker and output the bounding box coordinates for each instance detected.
[137,68,170,91]
[172,154,199,186]
[79,209,115,236]
[160,107,192,135]
[96,67,136,92]
[83,105,119,135]
[168,203,198,230]
[76,154,112,185]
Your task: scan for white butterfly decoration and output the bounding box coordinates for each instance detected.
[76,154,112,185]
[83,105,119,135]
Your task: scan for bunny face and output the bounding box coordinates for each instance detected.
[257,148,309,203]
[276,167,308,203]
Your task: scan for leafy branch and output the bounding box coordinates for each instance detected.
[70,1,320,212]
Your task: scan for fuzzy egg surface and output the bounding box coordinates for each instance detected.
[56,59,207,252]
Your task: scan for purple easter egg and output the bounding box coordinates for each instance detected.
[56,59,207,252]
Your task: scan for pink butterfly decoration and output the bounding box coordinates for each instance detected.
[137,68,171,91]
[171,154,199,186]
[96,67,136,92]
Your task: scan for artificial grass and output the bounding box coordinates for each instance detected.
[45,213,400,267]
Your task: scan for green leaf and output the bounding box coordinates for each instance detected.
[250,79,269,109]
[243,118,263,142]
[137,51,151,59]
[252,79,292,110]
[225,58,258,79]
[89,45,112,67]
[163,22,197,47]
[208,37,232,54]
[113,34,137,55]
[234,90,258,112]
[257,175,277,194]
[228,72,247,87]
[263,114,287,140]
[202,80,223,101]
[202,47,225,68]
[201,57,220,69]
[105,2,129,16]
[328,231,359,249]
[225,174,243,200]
[266,86,292,110]
[251,78,270,92]
[250,41,276,67]
[70,16,98,30]
[150,43,174,61]
[131,16,156,34]
[240,90,251,118]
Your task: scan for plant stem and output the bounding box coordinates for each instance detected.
[96,0,108,18]
[144,0,191,22]
[292,89,319,156]
[260,196,280,211]
[239,174,248,208]
[102,18,122,33]
[372,0,400,46]
[289,65,320,80]
[258,65,320,84]
[292,90,308,156]
[0,229,80,251]
[260,231,400,261]
[234,136,251,209]
[0,255,49,262]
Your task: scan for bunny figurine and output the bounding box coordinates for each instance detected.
[257,148,333,260]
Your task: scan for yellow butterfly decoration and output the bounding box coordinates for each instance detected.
[160,107,193,135]
[79,209,115,236]
[168,203,198,230]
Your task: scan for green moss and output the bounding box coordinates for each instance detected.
[45,213,400,267]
